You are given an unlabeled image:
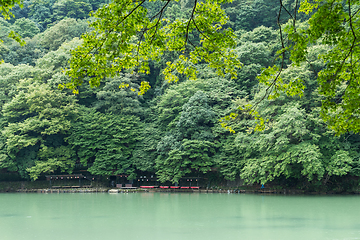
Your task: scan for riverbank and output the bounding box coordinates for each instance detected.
[13,188,300,194]
[108,188,360,194]
[1,181,360,195]
[7,187,360,195]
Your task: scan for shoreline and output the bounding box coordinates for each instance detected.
[1,181,360,195]
[2,187,359,195]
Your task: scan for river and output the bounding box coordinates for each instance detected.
[0,192,359,240]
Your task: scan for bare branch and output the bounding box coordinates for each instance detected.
[183,0,198,49]
[279,0,294,20]
[251,0,286,110]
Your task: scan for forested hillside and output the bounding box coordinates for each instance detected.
[0,0,359,192]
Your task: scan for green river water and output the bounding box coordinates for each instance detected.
[0,192,359,240]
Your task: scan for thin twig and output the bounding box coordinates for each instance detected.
[279,0,294,19]
[183,0,198,49]
[251,0,286,110]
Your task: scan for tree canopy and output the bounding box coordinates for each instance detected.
[63,0,360,135]
[0,0,359,192]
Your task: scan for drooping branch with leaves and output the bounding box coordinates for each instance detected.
[258,0,360,135]
[65,0,242,94]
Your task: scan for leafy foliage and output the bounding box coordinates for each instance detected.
[52,0,92,21]
[0,0,358,191]
[65,0,241,94]
[93,73,145,116]
[258,0,360,134]
[12,17,39,38]
[68,108,142,179]
[2,79,78,179]
[155,91,217,183]
[38,18,88,51]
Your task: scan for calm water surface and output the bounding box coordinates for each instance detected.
[0,192,359,240]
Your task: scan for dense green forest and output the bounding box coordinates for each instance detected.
[0,0,359,192]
